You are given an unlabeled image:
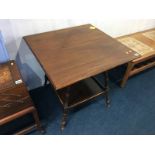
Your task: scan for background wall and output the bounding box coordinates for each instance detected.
[0,19,155,89]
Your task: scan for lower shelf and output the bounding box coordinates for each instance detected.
[57,77,105,109]
[130,57,155,76]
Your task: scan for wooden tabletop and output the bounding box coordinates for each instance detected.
[0,61,23,91]
[24,24,140,90]
[117,28,155,62]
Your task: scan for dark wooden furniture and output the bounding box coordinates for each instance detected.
[117,28,155,87]
[0,60,42,134]
[24,24,139,130]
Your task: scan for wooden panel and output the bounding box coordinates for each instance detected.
[24,24,139,90]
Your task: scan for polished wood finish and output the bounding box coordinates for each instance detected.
[0,61,42,134]
[0,61,21,90]
[24,24,139,130]
[24,24,139,90]
[117,28,155,87]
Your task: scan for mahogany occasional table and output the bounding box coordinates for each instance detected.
[24,24,139,130]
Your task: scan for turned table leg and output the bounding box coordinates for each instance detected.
[61,87,70,130]
[104,72,110,107]
[61,109,69,130]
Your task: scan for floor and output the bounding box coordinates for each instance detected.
[29,66,155,135]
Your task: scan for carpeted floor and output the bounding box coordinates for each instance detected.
[28,66,155,135]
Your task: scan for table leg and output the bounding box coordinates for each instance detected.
[32,109,45,134]
[104,72,110,107]
[120,61,134,88]
[61,87,70,130]
[61,109,69,130]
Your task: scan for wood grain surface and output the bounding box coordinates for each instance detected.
[24,24,139,90]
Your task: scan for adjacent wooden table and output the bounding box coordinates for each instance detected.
[24,24,139,130]
[0,60,42,134]
[117,28,155,87]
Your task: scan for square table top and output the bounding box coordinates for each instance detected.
[24,24,140,90]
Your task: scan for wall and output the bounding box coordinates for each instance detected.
[0,19,155,89]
